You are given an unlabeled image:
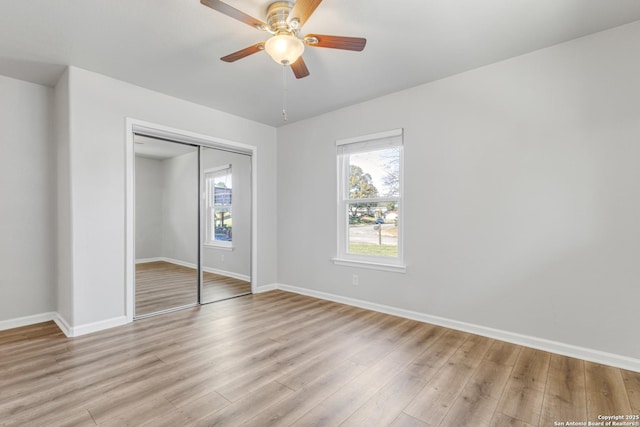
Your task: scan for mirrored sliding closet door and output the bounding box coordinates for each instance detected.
[133,134,253,319]
[134,136,199,317]
[200,146,252,303]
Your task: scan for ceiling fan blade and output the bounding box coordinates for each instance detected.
[289,0,322,28]
[290,57,310,79]
[200,0,267,30]
[304,34,367,51]
[220,42,265,62]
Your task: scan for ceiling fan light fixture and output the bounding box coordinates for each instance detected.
[264,34,304,65]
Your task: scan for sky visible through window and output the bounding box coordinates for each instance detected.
[350,147,399,197]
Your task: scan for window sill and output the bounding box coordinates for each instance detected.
[332,258,406,273]
[203,243,234,251]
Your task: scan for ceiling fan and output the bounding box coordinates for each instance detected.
[200,0,367,79]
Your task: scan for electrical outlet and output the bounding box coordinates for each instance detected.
[352,274,359,286]
[221,254,225,263]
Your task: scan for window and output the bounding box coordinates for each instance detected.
[204,165,233,247]
[335,129,405,272]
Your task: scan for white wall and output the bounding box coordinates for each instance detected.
[161,150,199,264]
[54,69,73,326]
[0,75,55,322]
[64,66,277,328]
[277,22,640,361]
[134,156,164,260]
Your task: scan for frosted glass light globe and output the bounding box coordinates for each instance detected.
[264,34,305,65]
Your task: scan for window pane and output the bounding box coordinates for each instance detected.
[213,172,232,191]
[204,167,233,244]
[213,176,232,242]
[214,207,232,241]
[348,146,400,199]
[347,202,399,257]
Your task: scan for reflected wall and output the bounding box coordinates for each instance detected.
[134,137,199,316]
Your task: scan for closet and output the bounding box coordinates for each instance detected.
[133,134,251,318]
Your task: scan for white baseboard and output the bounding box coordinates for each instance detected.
[52,313,128,337]
[202,266,250,282]
[0,312,128,338]
[160,257,195,269]
[136,257,164,264]
[0,312,56,331]
[51,313,130,337]
[254,283,278,293]
[53,313,73,337]
[273,283,640,373]
[137,257,250,282]
[68,316,129,337]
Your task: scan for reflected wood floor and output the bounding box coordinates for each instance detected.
[135,261,251,316]
[1,290,639,426]
[202,270,251,304]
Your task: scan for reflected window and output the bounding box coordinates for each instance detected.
[204,165,232,247]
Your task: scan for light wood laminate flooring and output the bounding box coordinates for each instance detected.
[1,290,638,426]
[135,261,251,316]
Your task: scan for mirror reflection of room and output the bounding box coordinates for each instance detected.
[133,137,252,318]
[134,136,199,317]
[200,147,251,303]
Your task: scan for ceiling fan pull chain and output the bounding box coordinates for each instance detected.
[282,64,288,121]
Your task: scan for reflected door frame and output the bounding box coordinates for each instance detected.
[125,118,258,323]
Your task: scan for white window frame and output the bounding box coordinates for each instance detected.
[203,164,233,248]
[333,129,406,273]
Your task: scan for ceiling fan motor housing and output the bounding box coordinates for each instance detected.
[266,1,297,34]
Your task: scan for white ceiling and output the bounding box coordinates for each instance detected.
[1,1,640,127]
